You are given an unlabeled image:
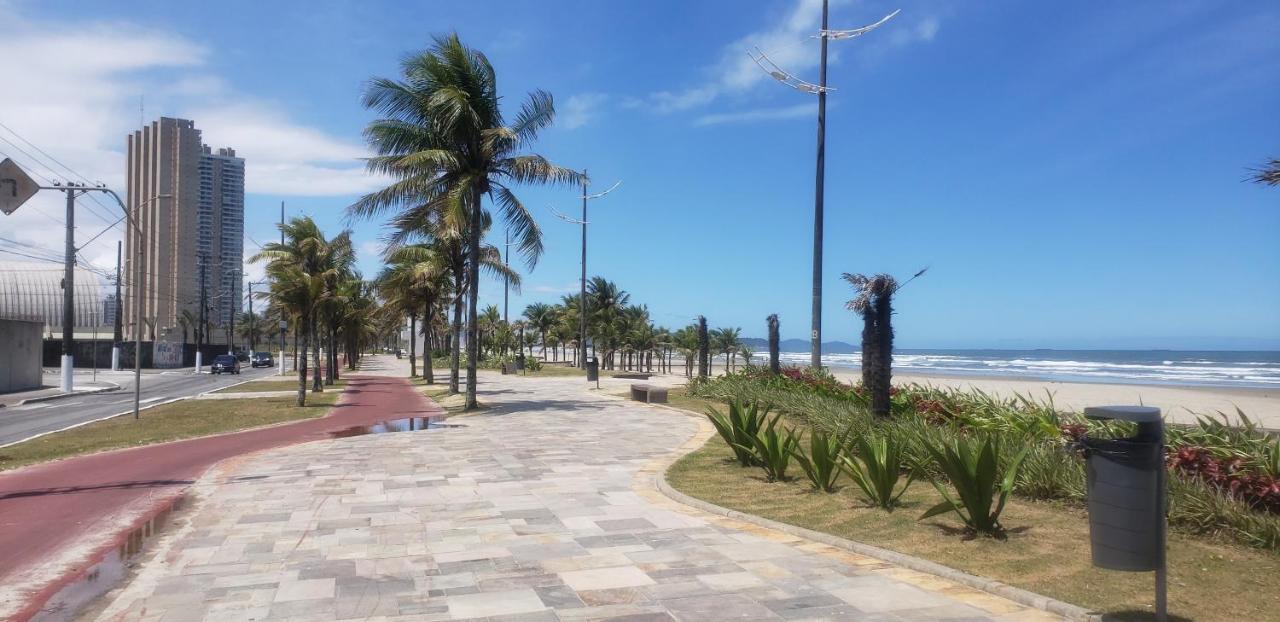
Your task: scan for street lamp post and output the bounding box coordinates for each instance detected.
[748,3,899,369]
[549,175,621,369]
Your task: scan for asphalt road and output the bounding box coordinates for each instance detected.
[0,365,279,447]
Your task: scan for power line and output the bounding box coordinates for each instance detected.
[0,121,121,227]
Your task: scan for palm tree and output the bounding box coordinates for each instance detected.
[253,217,346,406]
[843,273,897,419]
[351,34,583,410]
[739,344,754,367]
[522,302,555,360]
[767,314,781,374]
[177,309,196,346]
[1250,158,1279,186]
[378,243,451,382]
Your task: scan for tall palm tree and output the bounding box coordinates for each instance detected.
[351,34,583,410]
[378,243,451,382]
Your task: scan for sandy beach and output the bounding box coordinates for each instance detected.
[845,370,1280,429]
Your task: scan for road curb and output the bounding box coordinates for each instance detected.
[14,382,122,407]
[627,395,1101,622]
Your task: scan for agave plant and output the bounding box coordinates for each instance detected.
[842,434,914,509]
[792,428,846,492]
[735,414,799,482]
[706,400,770,467]
[919,434,1029,537]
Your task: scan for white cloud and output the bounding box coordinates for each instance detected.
[0,5,383,270]
[636,0,938,121]
[693,103,814,126]
[533,281,581,294]
[560,93,610,129]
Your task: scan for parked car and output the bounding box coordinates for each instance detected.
[251,352,274,368]
[211,354,241,375]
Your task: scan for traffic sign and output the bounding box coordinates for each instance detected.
[0,158,39,215]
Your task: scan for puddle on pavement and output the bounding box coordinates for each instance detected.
[31,495,188,622]
[329,417,464,438]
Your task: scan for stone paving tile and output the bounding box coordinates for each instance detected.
[87,372,1063,621]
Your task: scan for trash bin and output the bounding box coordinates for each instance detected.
[585,358,599,382]
[1081,405,1165,572]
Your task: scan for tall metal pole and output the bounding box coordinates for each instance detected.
[133,197,144,418]
[503,230,510,324]
[279,200,286,376]
[61,186,76,392]
[196,257,206,373]
[112,240,123,371]
[809,0,829,370]
[579,170,588,367]
[248,281,255,355]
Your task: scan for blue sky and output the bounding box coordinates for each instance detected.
[2,0,1277,349]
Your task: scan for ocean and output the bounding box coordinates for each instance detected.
[767,350,1280,389]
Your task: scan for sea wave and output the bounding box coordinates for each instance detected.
[768,351,1280,388]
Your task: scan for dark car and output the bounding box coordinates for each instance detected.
[251,352,274,368]
[235,351,250,362]
[211,354,241,375]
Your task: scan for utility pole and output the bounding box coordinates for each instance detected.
[196,257,206,373]
[60,184,76,392]
[112,240,123,371]
[248,281,255,355]
[747,5,899,370]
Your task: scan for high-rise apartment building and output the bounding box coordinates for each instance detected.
[124,117,244,343]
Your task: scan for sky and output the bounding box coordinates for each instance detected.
[1,0,1277,350]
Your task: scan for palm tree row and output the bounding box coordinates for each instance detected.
[252,217,385,406]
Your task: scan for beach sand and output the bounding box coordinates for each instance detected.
[849,371,1280,428]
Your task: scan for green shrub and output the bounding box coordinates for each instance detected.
[736,415,799,482]
[1015,442,1085,501]
[841,434,914,509]
[919,434,1029,537]
[1168,473,1280,549]
[706,400,770,467]
[792,428,846,492]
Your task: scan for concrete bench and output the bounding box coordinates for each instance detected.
[614,373,652,380]
[629,384,668,404]
[501,362,517,375]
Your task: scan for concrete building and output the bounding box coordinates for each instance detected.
[124,117,244,344]
[0,261,105,336]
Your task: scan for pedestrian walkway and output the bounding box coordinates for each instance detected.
[0,373,442,622]
[86,372,1062,621]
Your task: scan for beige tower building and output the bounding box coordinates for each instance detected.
[124,117,244,344]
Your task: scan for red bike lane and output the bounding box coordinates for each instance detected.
[0,375,442,620]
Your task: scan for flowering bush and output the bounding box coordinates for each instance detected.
[1168,446,1280,513]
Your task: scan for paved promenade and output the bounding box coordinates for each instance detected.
[87,371,1061,621]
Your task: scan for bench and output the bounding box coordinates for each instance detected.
[614,373,652,380]
[501,362,518,375]
[629,384,668,404]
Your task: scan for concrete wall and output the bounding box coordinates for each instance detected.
[1,319,44,393]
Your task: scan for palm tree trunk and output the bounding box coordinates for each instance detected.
[450,271,463,394]
[464,188,483,410]
[311,317,324,393]
[296,313,309,406]
[424,301,435,384]
[871,290,894,419]
[409,311,418,378]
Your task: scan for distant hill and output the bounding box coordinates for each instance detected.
[740,337,858,354]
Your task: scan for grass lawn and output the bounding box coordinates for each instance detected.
[417,380,485,416]
[0,390,343,472]
[213,378,350,393]
[665,388,1280,621]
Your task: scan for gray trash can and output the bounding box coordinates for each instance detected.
[1082,405,1165,572]
[585,358,599,382]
